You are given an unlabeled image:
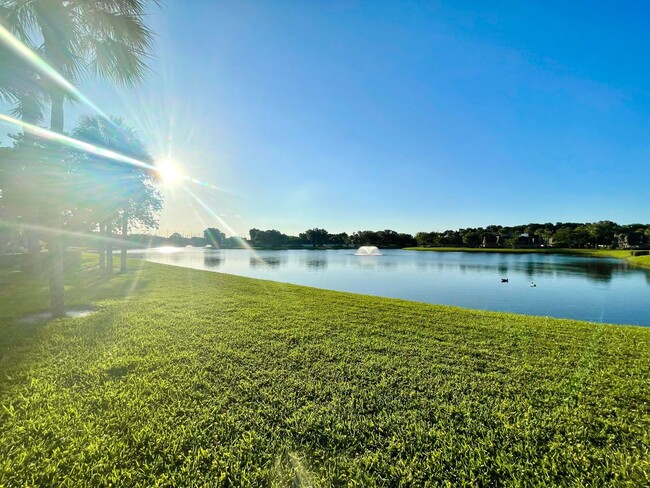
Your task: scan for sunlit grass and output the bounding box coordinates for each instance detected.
[628,254,650,268]
[0,259,649,485]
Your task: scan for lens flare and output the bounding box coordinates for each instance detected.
[0,21,243,236]
[0,23,237,197]
[0,113,156,171]
[0,23,109,120]
[0,113,231,193]
[179,184,270,264]
[156,160,181,186]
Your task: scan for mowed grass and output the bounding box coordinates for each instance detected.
[1,260,649,486]
[629,254,650,268]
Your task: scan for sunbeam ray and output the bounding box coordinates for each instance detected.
[2,220,139,249]
[126,259,148,297]
[0,113,233,193]
[0,23,109,120]
[179,184,270,266]
[0,24,235,196]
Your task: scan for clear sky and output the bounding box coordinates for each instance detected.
[3,1,650,237]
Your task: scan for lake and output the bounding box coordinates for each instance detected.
[129,247,650,326]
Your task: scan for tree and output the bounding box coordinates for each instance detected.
[535,227,553,247]
[0,18,46,128]
[72,115,161,274]
[588,221,617,249]
[573,225,591,248]
[204,228,225,248]
[304,228,329,247]
[376,229,397,247]
[350,230,379,247]
[1,1,159,128]
[503,235,519,249]
[462,229,481,248]
[329,232,350,248]
[0,0,159,315]
[168,232,186,247]
[552,227,575,248]
[440,230,463,247]
[0,133,77,272]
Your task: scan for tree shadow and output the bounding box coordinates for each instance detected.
[0,259,151,375]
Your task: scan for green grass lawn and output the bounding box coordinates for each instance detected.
[629,254,650,268]
[1,259,649,486]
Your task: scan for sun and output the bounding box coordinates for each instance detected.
[156,160,182,186]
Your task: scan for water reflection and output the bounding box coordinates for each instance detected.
[352,256,397,271]
[306,259,328,270]
[516,259,630,283]
[168,251,184,263]
[580,261,618,283]
[413,257,631,284]
[250,256,284,269]
[203,253,223,269]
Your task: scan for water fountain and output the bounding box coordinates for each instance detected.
[355,246,382,256]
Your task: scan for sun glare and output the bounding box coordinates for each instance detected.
[156,160,181,186]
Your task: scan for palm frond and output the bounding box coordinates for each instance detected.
[0,35,48,123]
[85,36,151,86]
[32,1,84,81]
[10,90,46,125]
[0,2,39,44]
[2,0,159,103]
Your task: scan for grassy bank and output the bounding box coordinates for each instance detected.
[1,260,649,486]
[628,254,650,268]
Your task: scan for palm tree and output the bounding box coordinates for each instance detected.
[72,115,161,274]
[0,42,47,126]
[0,32,49,272]
[1,0,158,130]
[0,0,159,317]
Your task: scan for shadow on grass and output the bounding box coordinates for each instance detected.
[0,259,151,369]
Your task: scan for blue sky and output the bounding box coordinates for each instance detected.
[3,1,650,237]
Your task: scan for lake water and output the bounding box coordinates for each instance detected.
[129,248,650,327]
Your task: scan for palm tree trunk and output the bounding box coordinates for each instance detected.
[99,222,106,271]
[26,230,42,276]
[121,210,128,273]
[106,221,113,275]
[50,92,64,134]
[49,235,66,317]
[48,91,66,317]
[20,78,42,276]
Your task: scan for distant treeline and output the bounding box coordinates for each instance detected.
[415,221,650,249]
[211,221,649,250]
[27,227,417,250]
[249,228,417,249]
[125,228,419,249]
[6,220,647,252]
